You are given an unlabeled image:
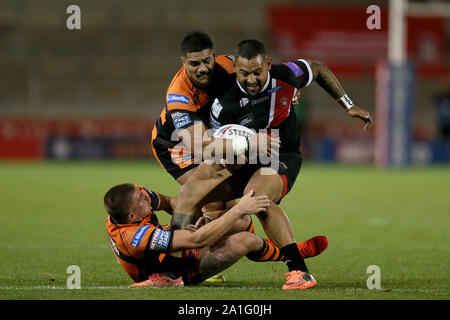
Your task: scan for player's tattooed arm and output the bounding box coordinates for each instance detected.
[307,59,374,131]
[307,59,345,100]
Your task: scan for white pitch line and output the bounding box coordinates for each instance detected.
[0,286,448,293]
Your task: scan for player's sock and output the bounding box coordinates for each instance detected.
[246,238,283,262]
[244,219,256,234]
[280,243,309,273]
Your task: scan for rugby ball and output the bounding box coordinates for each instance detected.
[213,124,255,139]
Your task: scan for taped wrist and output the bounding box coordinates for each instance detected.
[337,94,354,110]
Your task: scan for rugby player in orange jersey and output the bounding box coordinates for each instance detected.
[104,176,327,287]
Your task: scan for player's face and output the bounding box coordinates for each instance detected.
[128,186,151,222]
[235,55,272,96]
[181,48,215,89]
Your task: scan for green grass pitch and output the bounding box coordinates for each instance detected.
[0,160,449,300]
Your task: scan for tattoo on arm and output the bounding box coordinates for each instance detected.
[308,59,345,100]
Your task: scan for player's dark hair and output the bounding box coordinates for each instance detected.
[104,183,135,224]
[180,30,213,56]
[235,39,267,60]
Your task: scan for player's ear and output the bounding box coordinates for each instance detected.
[180,55,185,66]
[267,56,272,70]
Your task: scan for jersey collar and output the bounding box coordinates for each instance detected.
[236,71,271,95]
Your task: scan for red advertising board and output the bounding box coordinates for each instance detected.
[0,117,154,159]
[267,4,448,76]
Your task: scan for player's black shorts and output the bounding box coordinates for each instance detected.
[230,151,302,201]
[153,133,302,200]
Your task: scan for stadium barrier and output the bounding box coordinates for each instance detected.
[0,117,154,160]
[1,117,448,164]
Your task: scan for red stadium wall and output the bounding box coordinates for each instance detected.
[267,4,448,77]
[0,117,155,160]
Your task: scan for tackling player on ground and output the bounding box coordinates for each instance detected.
[104,171,328,287]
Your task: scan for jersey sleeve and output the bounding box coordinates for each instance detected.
[121,224,157,259]
[166,93,203,129]
[122,224,174,258]
[275,59,313,89]
[145,227,174,253]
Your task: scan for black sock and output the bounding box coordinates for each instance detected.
[280,243,309,273]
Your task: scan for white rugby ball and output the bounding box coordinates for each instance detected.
[213,124,255,139]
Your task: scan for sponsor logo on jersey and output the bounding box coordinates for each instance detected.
[268,85,283,94]
[167,94,190,105]
[131,225,151,247]
[239,113,254,126]
[280,97,289,107]
[212,99,223,118]
[149,228,172,251]
[283,62,304,77]
[251,95,270,105]
[240,97,249,107]
[109,236,120,256]
[172,112,192,129]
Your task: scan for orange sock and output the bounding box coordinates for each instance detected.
[246,238,283,262]
[245,220,256,234]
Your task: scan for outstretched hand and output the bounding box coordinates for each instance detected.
[347,105,374,131]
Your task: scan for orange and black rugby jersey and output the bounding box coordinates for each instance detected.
[106,187,175,282]
[151,55,235,150]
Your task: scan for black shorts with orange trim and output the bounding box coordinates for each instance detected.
[231,151,302,202]
[152,139,200,180]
